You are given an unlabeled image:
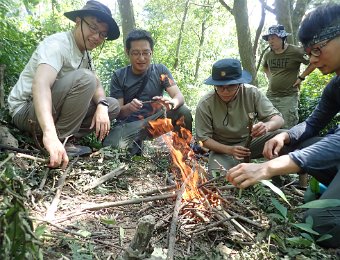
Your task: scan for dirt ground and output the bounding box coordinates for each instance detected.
[2,136,340,259]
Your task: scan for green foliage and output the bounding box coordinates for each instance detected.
[299,70,339,135]
[0,166,43,259]
[0,19,38,93]
[298,199,340,209]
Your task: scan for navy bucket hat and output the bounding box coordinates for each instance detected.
[64,0,120,40]
[205,59,252,86]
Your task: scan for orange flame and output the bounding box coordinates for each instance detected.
[148,117,203,201]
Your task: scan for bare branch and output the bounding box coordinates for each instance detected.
[219,0,233,15]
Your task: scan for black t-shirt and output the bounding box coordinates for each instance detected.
[110,64,176,121]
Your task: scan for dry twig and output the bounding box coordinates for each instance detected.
[45,157,78,220]
[83,165,128,191]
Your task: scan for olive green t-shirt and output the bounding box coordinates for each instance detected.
[263,45,309,97]
[195,84,281,145]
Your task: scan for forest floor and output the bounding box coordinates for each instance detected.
[1,131,340,260]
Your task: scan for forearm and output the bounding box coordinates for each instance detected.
[118,103,133,118]
[203,138,232,155]
[265,154,301,178]
[265,115,284,131]
[171,93,184,109]
[92,78,107,104]
[300,63,316,79]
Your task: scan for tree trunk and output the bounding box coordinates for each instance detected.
[291,0,312,44]
[117,0,136,45]
[233,0,257,85]
[274,0,293,44]
[194,19,207,82]
[174,0,190,70]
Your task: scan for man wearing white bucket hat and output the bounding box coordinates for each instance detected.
[8,1,121,169]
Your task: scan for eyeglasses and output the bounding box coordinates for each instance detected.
[305,39,331,57]
[82,19,108,40]
[215,84,240,92]
[129,50,152,57]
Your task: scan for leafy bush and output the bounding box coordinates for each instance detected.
[299,70,339,135]
[0,164,43,259]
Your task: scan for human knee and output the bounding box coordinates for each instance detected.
[74,68,97,93]
[107,97,120,119]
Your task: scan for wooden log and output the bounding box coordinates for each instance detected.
[117,215,156,260]
[83,165,128,191]
[166,183,186,260]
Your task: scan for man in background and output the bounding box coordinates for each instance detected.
[262,24,315,129]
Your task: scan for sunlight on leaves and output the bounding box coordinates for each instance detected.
[260,180,290,206]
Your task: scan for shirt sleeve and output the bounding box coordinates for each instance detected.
[157,64,176,89]
[262,52,269,69]
[253,87,281,121]
[110,69,124,99]
[289,126,340,172]
[195,100,213,142]
[36,38,65,72]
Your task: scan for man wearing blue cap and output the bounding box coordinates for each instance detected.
[228,3,340,248]
[8,1,121,169]
[195,58,284,173]
[262,25,315,129]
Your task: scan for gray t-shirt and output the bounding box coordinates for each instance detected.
[110,64,175,121]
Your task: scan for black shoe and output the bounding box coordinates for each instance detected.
[128,140,143,156]
[65,143,92,157]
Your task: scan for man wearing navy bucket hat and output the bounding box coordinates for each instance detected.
[8,1,121,169]
[228,3,340,248]
[262,24,315,129]
[195,58,284,173]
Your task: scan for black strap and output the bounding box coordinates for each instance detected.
[124,66,151,104]
[134,67,150,100]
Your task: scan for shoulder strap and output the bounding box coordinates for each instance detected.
[133,65,151,100]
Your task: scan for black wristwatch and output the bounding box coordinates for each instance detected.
[97,99,109,107]
[297,75,305,81]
